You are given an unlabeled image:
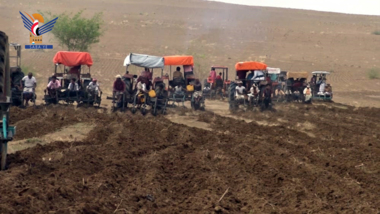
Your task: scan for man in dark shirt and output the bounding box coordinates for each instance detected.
[263,85,272,109]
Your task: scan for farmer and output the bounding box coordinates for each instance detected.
[67,78,83,99]
[303,84,312,103]
[87,78,101,96]
[46,75,61,97]
[209,67,216,81]
[216,72,222,80]
[21,72,37,106]
[235,81,246,100]
[318,78,326,95]
[248,83,260,104]
[113,75,126,103]
[174,84,185,97]
[262,84,272,109]
[172,66,183,87]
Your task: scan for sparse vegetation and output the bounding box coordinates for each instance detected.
[41,10,104,51]
[368,68,380,79]
[25,138,43,144]
[372,30,380,35]
[20,65,35,75]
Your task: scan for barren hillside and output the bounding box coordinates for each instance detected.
[1,0,380,106]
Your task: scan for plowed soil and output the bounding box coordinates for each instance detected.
[0,103,379,214]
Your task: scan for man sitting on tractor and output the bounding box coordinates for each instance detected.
[318,78,326,95]
[46,75,61,97]
[113,75,126,103]
[192,79,202,91]
[303,84,312,103]
[87,78,102,96]
[135,77,151,107]
[216,72,222,80]
[325,84,332,96]
[172,66,183,87]
[174,84,185,97]
[248,83,260,104]
[67,78,83,99]
[22,72,37,106]
[235,81,246,100]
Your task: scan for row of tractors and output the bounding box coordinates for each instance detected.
[9,46,332,115]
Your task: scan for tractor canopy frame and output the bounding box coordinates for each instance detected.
[124,53,164,81]
[163,55,194,80]
[52,51,93,86]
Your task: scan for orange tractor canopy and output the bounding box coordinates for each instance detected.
[235,61,267,71]
[235,61,267,79]
[53,51,93,67]
[164,55,194,66]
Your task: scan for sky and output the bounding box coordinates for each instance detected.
[209,0,380,16]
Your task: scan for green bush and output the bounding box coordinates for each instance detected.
[373,30,380,35]
[368,68,380,79]
[41,10,104,51]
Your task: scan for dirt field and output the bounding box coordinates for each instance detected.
[1,0,380,107]
[0,102,379,213]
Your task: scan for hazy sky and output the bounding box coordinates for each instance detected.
[209,0,380,16]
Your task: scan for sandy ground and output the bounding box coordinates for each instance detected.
[1,0,380,107]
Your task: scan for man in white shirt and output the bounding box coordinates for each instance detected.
[235,81,246,100]
[248,83,260,103]
[68,78,79,91]
[67,78,83,98]
[21,72,37,106]
[174,85,184,96]
[136,81,147,93]
[303,84,312,103]
[318,79,326,95]
[87,79,101,95]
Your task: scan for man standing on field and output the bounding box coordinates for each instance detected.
[21,72,37,106]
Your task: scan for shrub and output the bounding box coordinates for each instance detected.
[41,10,104,51]
[368,68,380,79]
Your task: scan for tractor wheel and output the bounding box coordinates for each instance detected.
[0,32,9,100]
[151,99,157,116]
[132,95,137,114]
[0,31,9,170]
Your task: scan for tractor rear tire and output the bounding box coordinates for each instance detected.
[0,31,9,170]
[0,31,10,98]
